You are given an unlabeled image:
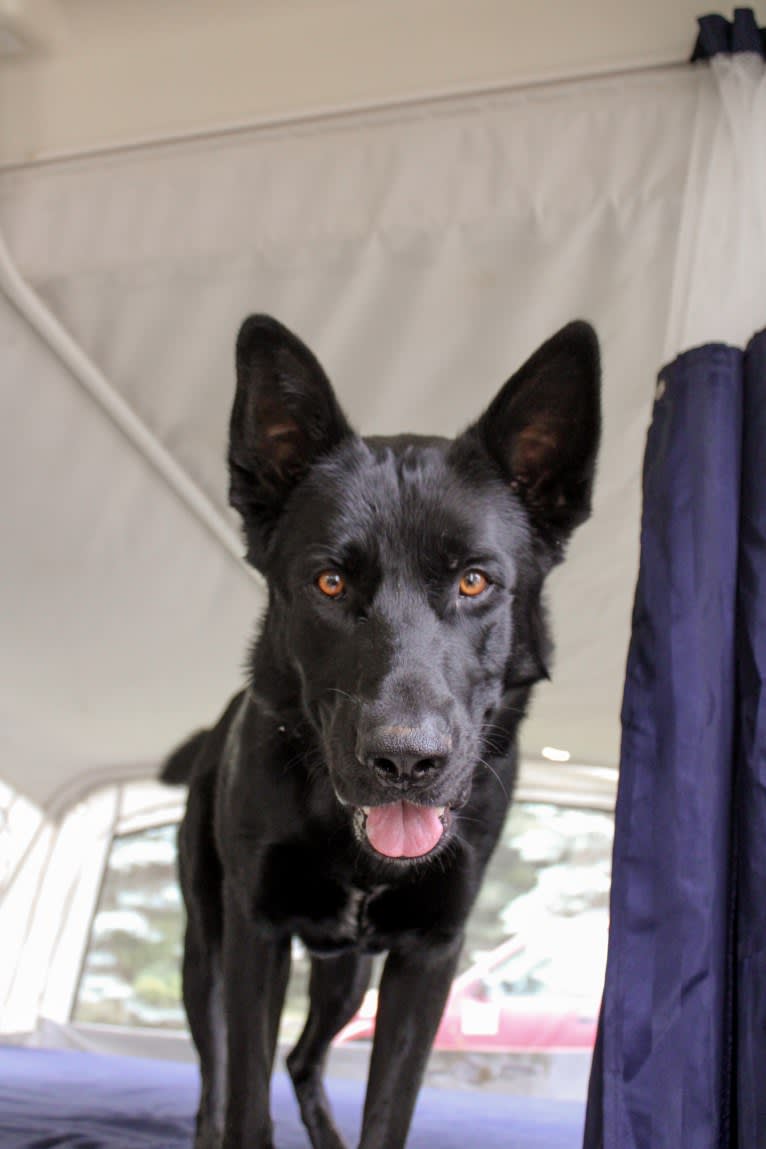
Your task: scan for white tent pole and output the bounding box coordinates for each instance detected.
[0,59,684,174]
[0,229,256,579]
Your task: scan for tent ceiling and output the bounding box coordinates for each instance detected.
[1,66,700,813]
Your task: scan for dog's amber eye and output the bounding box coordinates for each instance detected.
[316,571,346,598]
[459,570,489,597]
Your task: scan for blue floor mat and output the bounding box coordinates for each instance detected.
[0,1045,585,1148]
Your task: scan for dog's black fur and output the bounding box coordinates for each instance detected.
[164,315,600,1149]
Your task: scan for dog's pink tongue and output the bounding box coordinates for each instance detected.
[365,802,443,858]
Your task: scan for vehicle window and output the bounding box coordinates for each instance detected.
[73,792,613,1093]
[74,824,185,1028]
[0,780,43,894]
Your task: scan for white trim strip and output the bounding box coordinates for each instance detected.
[0,58,685,173]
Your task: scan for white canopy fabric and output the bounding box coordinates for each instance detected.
[0,65,702,815]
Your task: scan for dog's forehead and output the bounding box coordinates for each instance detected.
[281,435,525,563]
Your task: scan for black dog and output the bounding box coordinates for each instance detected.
[163,315,600,1149]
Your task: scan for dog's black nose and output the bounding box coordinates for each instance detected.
[361,723,452,786]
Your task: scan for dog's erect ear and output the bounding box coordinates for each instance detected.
[458,321,601,547]
[228,315,353,567]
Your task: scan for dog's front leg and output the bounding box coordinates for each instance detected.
[222,886,291,1149]
[358,935,463,1149]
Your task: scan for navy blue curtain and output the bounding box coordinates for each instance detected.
[583,331,766,1149]
[735,331,766,1146]
[582,18,766,1143]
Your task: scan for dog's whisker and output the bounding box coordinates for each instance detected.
[280,747,326,777]
[453,813,487,827]
[323,687,364,707]
[476,757,510,799]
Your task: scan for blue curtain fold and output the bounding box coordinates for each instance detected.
[585,346,743,1149]
[736,330,766,1145]
[585,333,766,1147]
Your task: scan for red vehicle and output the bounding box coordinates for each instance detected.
[336,912,608,1053]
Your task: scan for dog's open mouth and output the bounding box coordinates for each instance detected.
[355,802,451,859]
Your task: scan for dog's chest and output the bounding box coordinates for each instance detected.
[253,841,384,953]
[296,884,386,955]
[254,839,468,956]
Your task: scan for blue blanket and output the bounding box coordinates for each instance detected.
[0,1046,584,1148]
